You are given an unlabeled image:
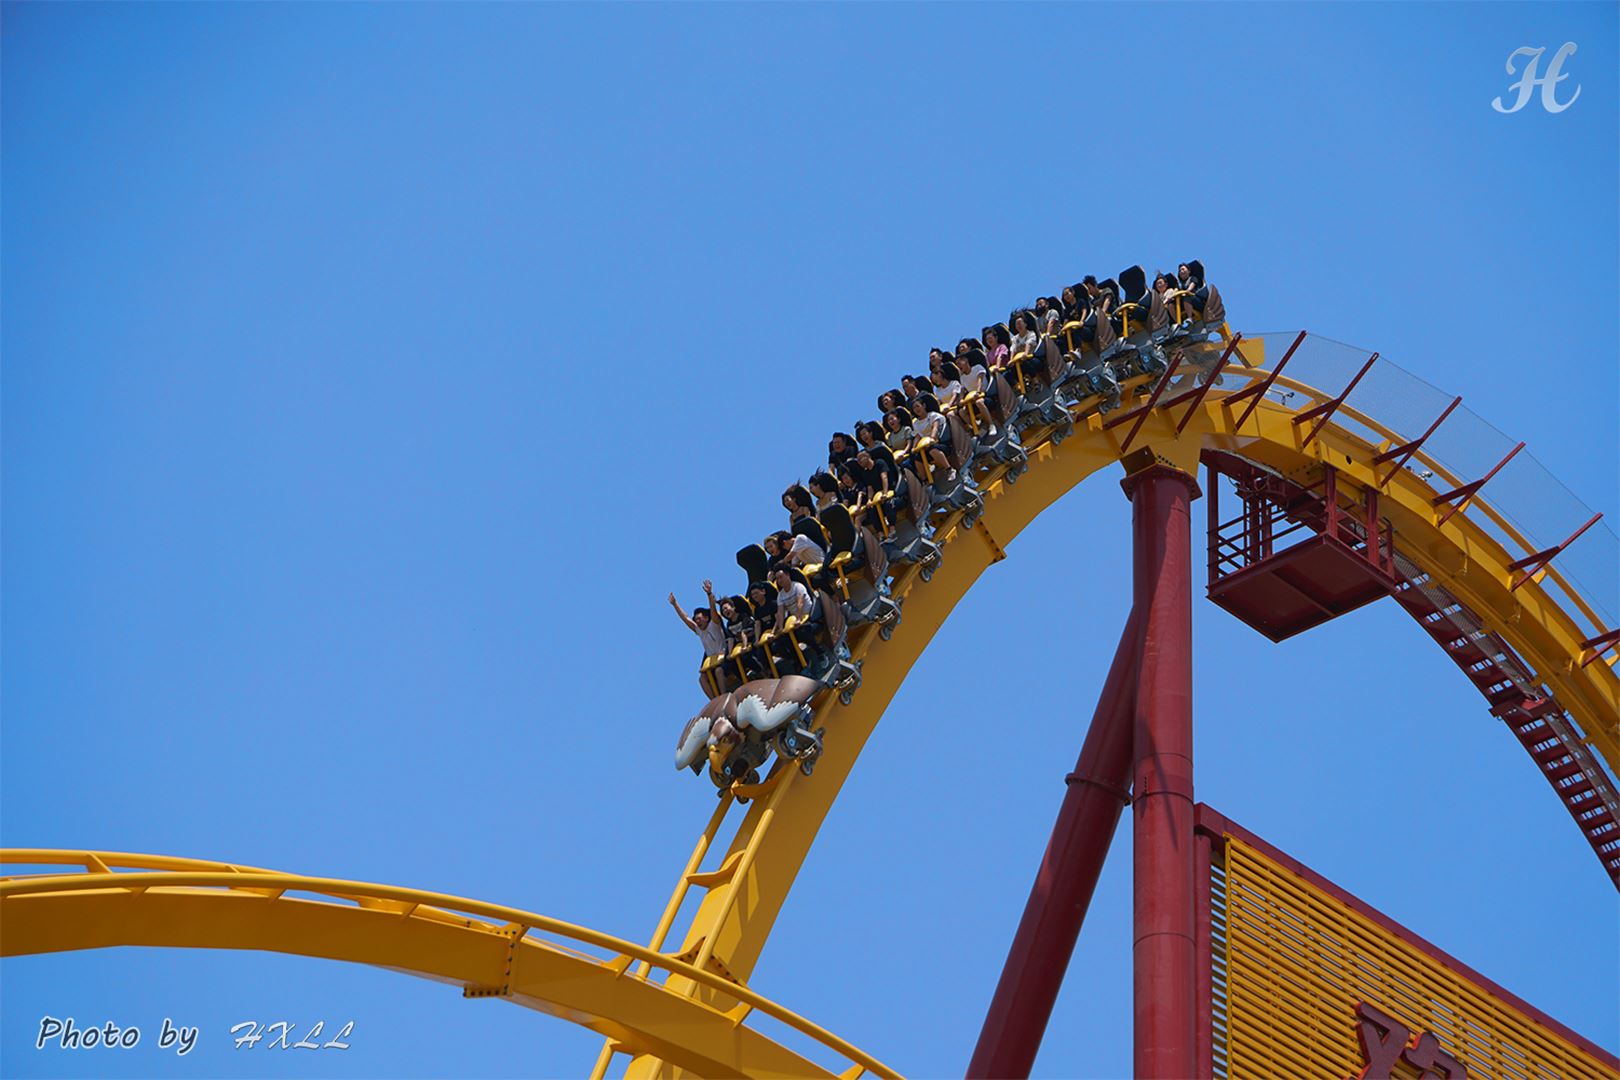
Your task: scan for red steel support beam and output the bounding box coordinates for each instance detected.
[1580,629,1620,669]
[1227,330,1306,429]
[1431,441,1524,526]
[1174,335,1243,435]
[1124,463,1200,1080]
[1106,350,1187,454]
[1293,350,1378,448]
[1508,512,1603,591]
[966,608,1145,1079]
[1373,395,1461,487]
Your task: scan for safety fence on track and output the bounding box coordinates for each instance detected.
[1251,332,1617,637]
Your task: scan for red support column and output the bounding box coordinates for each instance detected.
[1125,463,1199,1080]
[966,608,1144,1079]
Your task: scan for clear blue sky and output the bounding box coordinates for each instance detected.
[3,3,1616,1078]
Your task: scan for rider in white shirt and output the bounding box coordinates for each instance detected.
[771,568,815,632]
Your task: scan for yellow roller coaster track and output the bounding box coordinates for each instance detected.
[0,849,897,1079]
[4,330,1616,1078]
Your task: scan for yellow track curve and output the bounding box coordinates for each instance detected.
[4,331,1615,1078]
[0,850,896,1079]
[610,332,1617,1076]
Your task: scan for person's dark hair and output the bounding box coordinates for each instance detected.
[1185,259,1206,287]
[783,484,814,511]
[884,408,909,430]
[1083,274,1099,289]
[937,360,961,382]
[958,337,982,353]
[693,606,711,619]
[1012,309,1036,334]
[963,347,987,368]
[915,392,942,414]
[772,529,794,550]
[1062,283,1083,311]
[901,374,920,392]
[808,471,838,496]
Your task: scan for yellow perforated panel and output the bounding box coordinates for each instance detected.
[1212,835,1617,1080]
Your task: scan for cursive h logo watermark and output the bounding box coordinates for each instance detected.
[1492,43,1581,113]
